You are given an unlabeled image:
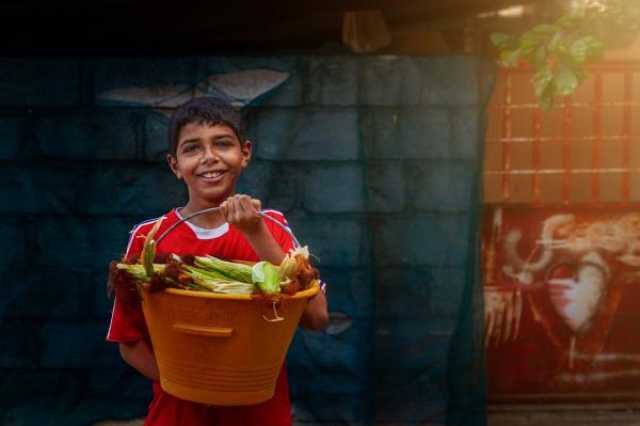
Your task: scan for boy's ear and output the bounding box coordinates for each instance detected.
[241,140,252,168]
[166,154,182,179]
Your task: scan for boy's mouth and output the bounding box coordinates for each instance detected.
[197,170,226,182]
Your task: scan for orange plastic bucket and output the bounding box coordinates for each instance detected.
[141,282,319,406]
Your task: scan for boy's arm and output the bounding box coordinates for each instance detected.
[299,288,329,330]
[220,195,286,264]
[222,194,329,330]
[119,340,160,381]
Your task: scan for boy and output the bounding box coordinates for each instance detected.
[106,97,329,426]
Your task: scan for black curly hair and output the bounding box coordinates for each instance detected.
[167,97,246,157]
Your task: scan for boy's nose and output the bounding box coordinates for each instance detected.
[201,146,220,163]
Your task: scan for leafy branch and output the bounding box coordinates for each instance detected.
[491,0,640,110]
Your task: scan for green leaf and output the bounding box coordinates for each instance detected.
[569,36,604,63]
[499,48,523,67]
[520,31,542,49]
[533,64,554,97]
[554,64,579,96]
[533,46,547,68]
[557,15,579,29]
[490,32,513,48]
[532,24,560,34]
[548,32,564,53]
[538,85,555,111]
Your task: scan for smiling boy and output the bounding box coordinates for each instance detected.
[107,97,328,426]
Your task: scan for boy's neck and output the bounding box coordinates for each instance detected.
[179,202,226,229]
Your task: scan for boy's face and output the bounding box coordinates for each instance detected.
[167,122,251,208]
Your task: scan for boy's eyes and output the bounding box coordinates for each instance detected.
[180,140,234,153]
[181,144,200,153]
[215,140,234,148]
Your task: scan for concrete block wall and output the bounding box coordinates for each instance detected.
[0,55,493,426]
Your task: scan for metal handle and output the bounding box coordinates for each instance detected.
[173,323,234,338]
[155,206,301,248]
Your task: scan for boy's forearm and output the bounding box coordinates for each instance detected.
[119,341,160,381]
[242,220,286,265]
[300,290,329,331]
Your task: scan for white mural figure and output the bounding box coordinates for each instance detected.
[97,69,290,110]
[485,210,640,375]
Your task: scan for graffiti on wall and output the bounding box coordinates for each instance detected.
[483,206,640,400]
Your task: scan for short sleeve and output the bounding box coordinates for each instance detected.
[106,225,149,343]
[263,210,295,253]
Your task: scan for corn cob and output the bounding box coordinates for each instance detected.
[194,255,253,282]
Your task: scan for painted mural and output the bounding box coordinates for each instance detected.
[483,206,640,401]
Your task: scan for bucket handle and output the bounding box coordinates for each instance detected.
[156,206,301,248]
[173,323,234,338]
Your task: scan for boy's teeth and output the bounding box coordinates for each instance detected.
[202,172,222,178]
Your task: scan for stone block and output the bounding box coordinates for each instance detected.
[318,267,373,320]
[361,107,450,159]
[0,58,80,106]
[35,217,133,269]
[305,56,358,106]
[289,217,369,267]
[263,163,301,214]
[87,368,150,400]
[360,108,403,160]
[0,117,22,159]
[420,56,482,107]
[0,221,25,267]
[249,108,296,160]
[359,56,422,106]
[198,56,302,106]
[59,399,148,426]
[303,164,365,213]
[374,369,448,424]
[39,322,121,368]
[407,160,476,212]
[365,161,405,212]
[451,107,482,160]
[236,159,274,205]
[0,166,83,215]
[33,110,140,160]
[143,110,170,161]
[374,319,451,371]
[399,108,451,159]
[429,267,466,318]
[237,161,299,213]
[82,165,186,216]
[287,318,371,386]
[0,321,40,368]
[1,395,79,426]
[374,267,432,320]
[93,268,113,320]
[0,266,91,319]
[95,58,198,107]
[253,108,360,161]
[0,369,72,404]
[292,392,370,425]
[371,214,471,267]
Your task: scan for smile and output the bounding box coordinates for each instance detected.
[197,171,226,182]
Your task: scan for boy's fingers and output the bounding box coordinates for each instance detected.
[227,198,239,222]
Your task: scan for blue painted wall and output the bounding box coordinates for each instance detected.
[0,55,494,426]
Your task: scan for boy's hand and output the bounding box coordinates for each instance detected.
[220,194,263,234]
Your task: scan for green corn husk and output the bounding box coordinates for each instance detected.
[194,255,253,283]
[142,218,164,278]
[252,261,281,295]
[183,264,240,282]
[190,274,254,294]
[116,263,166,281]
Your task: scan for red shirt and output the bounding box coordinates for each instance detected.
[107,208,294,426]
